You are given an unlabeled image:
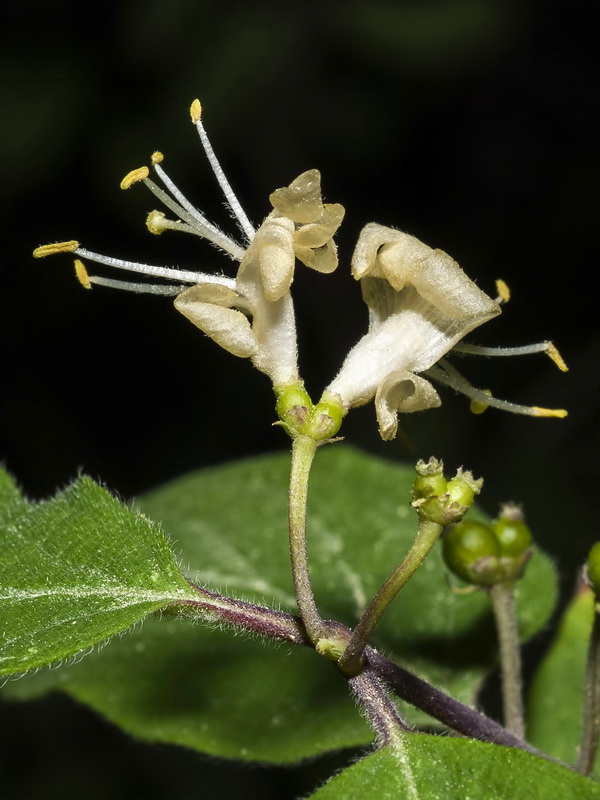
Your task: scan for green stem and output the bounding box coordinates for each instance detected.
[339,518,443,675]
[489,581,525,739]
[577,602,600,775]
[288,434,324,644]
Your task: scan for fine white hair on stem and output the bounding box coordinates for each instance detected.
[84,275,187,295]
[75,247,237,288]
[152,161,225,240]
[142,176,245,260]
[454,342,552,358]
[192,114,256,242]
[427,359,567,417]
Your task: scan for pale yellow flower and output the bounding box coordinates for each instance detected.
[34,102,344,389]
[325,224,567,439]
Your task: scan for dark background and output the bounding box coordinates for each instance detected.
[1,1,598,798]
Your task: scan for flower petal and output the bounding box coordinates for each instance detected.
[295,239,339,273]
[269,169,324,224]
[353,223,500,322]
[375,370,441,440]
[175,286,258,358]
[237,215,295,303]
[293,203,345,249]
[257,219,296,302]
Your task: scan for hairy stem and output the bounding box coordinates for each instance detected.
[176,589,543,756]
[339,518,442,674]
[577,602,600,775]
[489,581,525,739]
[288,434,325,644]
[177,583,310,646]
[365,648,541,755]
[348,667,412,745]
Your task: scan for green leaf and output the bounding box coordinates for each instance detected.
[527,586,598,775]
[4,617,370,762]
[309,734,598,800]
[3,447,557,762]
[0,471,199,675]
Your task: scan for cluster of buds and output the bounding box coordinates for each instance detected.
[442,504,534,587]
[34,100,568,442]
[411,457,483,526]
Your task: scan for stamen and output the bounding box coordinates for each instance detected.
[149,159,245,259]
[80,273,186,296]
[190,98,255,242]
[426,361,568,419]
[151,151,164,164]
[146,211,197,236]
[452,341,568,372]
[33,241,79,258]
[143,174,245,260]
[120,167,150,190]
[545,342,569,372]
[530,407,569,418]
[74,259,92,289]
[190,99,202,124]
[469,389,492,415]
[495,279,511,304]
[74,246,236,288]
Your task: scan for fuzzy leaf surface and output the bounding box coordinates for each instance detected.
[3,448,557,762]
[309,733,597,799]
[0,470,199,675]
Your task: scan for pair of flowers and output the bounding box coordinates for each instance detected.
[34,101,567,440]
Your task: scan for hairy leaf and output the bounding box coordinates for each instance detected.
[3,448,557,762]
[309,734,597,799]
[0,471,199,675]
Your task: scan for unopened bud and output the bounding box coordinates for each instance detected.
[491,504,532,559]
[413,457,447,500]
[446,469,483,508]
[443,521,502,586]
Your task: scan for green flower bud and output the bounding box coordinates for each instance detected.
[491,514,532,559]
[587,542,600,597]
[274,381,313,436]
[412,465,482,526]
[446,468,483,509]
[309,395,346,440]
[413,457,447,500]
[443,521,502,586]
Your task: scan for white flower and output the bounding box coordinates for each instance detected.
[34,101,343,390]
[34,100,566,440]
[325,223,567,439]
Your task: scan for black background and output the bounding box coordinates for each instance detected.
[1,1,598,798]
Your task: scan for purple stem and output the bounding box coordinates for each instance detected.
[348,669,412,745]
[364,648,541,754]
[175,587,541,756]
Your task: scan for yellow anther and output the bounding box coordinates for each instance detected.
[470,389,492,415]
[146,210,168,235]
[120,166,149,190]
[190,98,202,123]
[74,259,92,289]
[33,240,79,258]
[531,407,568,418]
[545,342,568,372]
[151,151,164,165]
[495,279,511,304]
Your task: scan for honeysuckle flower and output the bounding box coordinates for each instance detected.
[33,100,344,391]
[324,223,567,440]
[34,100,566,443]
